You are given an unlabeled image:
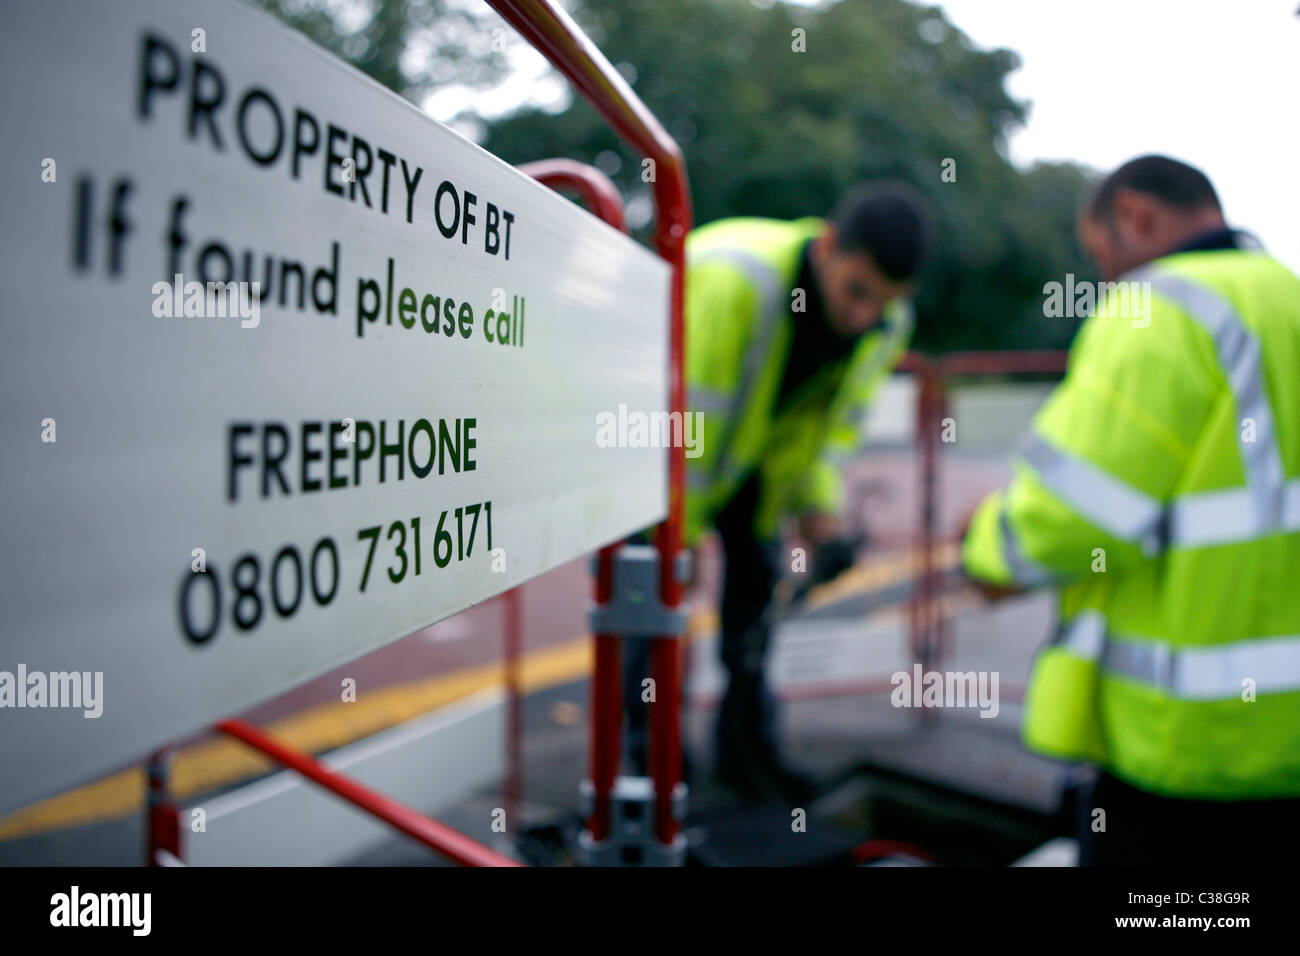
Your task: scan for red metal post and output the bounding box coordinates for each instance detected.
[488,0,692,848]
[145,748,181,866]
[898,352,937,675]
[589,546,622,842]
[518,159,627,232]
[502,586,524,826]
[938,349,1070,377]
[217,719,523,867]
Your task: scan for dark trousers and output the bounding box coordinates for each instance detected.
[624,475,781,775]
[1075,770,1300,867]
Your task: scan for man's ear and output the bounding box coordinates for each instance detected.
[814,226,835,264]
[1111,187,1155,239]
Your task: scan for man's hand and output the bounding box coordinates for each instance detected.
[969,579,1025,602]
[956,501,1025,603]
[797,510,842,546]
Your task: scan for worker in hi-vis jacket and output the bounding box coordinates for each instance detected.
[626,183,932,801]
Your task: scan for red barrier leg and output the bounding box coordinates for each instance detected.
[145,749,181,866]
[587,545,622,842]
[217,719,523,867]
[649,635,683,845]
[503,586,524,827]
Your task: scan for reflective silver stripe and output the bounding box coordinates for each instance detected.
[688,247,783,491]
[818,300,913,465]
[818,448,853,469]
[851,302,912,399]
[688,386,731,415]
[1053,613,1300,700]
[1129,267,1288,535]
[1170,478,1300,547]
[999,506,1054,587]
[1019,432,1165,553]
[1054,610,1106,659]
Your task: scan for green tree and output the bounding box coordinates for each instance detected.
[250,0,508,104]
[479,0,1096,352]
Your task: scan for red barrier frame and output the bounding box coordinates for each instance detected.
[902,350,1069,675]
[514,159,633,847]
[146,0,689,867]
[488,0,693,849]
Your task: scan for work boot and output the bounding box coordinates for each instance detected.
[759,758,818,805]
[716,751,818,804]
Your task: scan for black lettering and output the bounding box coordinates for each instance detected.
[379,419,404,482]
[262,423,291,498]
[325,124,347,196]
[350,135,373,206]
[198,242,233,284]
[438,419,460,474]
[236,87,284,166]
[376,148,397,214]
[401,159,423,224]
[313,240,339,314]
[292,108,320,180]
[301,421,323,492]
[228,422,254,501]
[434,180,458,238]
[354,420,375,485]
[484,202,500,255]
[138,34,180,122]
[463,418,477,471]
[328,421,348,489]
[409,419,435,478]
[461,191,477,246]
[279,259,305,310]
[188,58,225,149]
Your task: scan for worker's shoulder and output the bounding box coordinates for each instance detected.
[686,216,824,268]
[1148,248,1300,337]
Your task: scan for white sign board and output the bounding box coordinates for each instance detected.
[0,0,670,814]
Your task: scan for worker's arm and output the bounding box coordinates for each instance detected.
[794,302,913,529]
[963,288,1219,589]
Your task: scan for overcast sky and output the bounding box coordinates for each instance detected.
[933,0,1300,272]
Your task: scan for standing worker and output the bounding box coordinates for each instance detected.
[626,183,932,801]
[962,155,1300,866]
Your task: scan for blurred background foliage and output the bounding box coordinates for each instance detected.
[256,0,1098,352]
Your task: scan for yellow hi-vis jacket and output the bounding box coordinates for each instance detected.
[684,216,913,548]
[963,247,1300,799]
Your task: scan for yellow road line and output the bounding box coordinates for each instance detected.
[0,546,958,841]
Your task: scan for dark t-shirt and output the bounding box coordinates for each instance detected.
[774,240,859,415]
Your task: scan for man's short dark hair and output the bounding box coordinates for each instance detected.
[832,182,932,281]
[1088,155,1221,221]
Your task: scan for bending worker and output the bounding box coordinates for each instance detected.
[627,183,932,801]
[962,155,1300,866]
